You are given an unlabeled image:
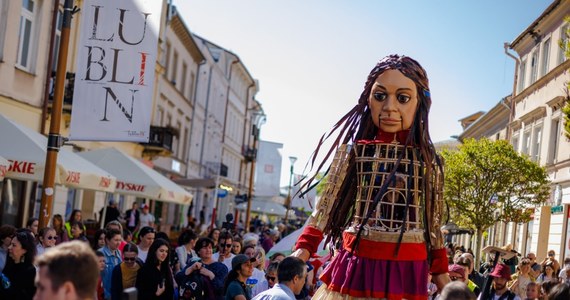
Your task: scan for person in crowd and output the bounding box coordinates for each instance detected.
[541,250,561,275]
[155,231,180,274]
[557,257,570,283]
[438,281,476,300]
[427,273,437,300]
[536,261,557,284]
[51,214,69,244]
[460,252,485,289]
[252,257,307,300]
[137,226,155,262]
[26,217,39,238]
[509,258,536,298]
[269,252,285,264]
[208,228,221,252]
[92,229,107,251]
[136,238,174,299]
[95,250,106,300]
[449,262,480,296]
[526,252,542,279]
[100,229,123,300]
[124,202,141,234]
[232,236,243,255]
[70,220,89,243]
[175,237,228,300]
[254,246,266,274]
[123,229,133,244]
[525,281,539,300]
[243,230,259,249]
[111,243,142,300]
[65,209,85,239]
[252,261,278,297]
[548,283,570,300]
[0,229,36,299]
[214,232,236,271]
[36,227,57,256]
[243,245,265,293]
[260,230,278,254]
[489,264,521,300]
[33,241,99,300]
[225,254,256,300]
[105,220,127,251]
[139,203,156,228]
[176,229,198,270]
[0,224,16,272]
[100,199,122,228]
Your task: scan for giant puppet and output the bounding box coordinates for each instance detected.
[292,55,450,300]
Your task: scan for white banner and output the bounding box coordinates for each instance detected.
[69,0,162,141]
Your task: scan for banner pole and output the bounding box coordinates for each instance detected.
[39,0,75,228]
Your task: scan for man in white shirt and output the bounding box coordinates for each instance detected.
[253,257,307,300]
[212,232,235,271]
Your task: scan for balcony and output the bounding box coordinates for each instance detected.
[242,146,257,162]
[48,72,75,113]
[140,126,177,158]
[205,162,229,177]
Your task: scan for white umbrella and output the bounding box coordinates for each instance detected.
[0,155,9,181]
[0,114,116,192]
[267,226,328,256]
[78,147,193,204]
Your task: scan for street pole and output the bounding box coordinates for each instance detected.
[244,136,258,230]
[39,0,74,228]
[284,156,297,225]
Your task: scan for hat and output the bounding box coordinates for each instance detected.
[489,263,512,280]
[448,264,465,279]
[141,203,149,209]
[232,254,256,270]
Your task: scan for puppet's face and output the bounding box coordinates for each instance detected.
[368,69,418,133]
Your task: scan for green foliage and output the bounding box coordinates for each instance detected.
[315,172,327,196]
[562,16,570,139]
[441,138,550,232]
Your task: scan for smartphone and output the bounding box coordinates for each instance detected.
[122,287,137,300]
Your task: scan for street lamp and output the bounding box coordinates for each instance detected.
[284,156,297,224]
[245,109,266,230]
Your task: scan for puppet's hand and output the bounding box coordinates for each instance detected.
[291,248,310,262]
[432,273,450,291]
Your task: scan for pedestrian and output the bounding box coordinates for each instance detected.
[540,250,561,275]
[33,241,100,300]
[70,220,89,243]
[140,203,156,228]
[111,243,142,300]
[135,238,175,299]
[100,229,123,300]
[65,209,86,240]
[548,283,570,300]
[252,262,279,298]
[292,55,450,298]
[51,214,68,244]
[0,224,16,272]
[92,229,107,251]
[509,258,535,299]
[438,281,476,300]
[25,217,39,238]
[213,232,236,271]
[0,229,36,300]
[489,263,521,300]
[175,229,198,270]
[224,254,256,300]
[137,226,156,262]
[252,257,307,300]
[36,227,57,256]
[124,202,141,233]
[175,237,227,300]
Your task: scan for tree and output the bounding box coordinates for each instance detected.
[441,138,550,264]
[562,16,570,138]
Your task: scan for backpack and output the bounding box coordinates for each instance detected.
[179,272,215,300]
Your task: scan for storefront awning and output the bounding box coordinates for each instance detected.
[0,155,9,181]
[0,114,116,192]
[78,147,193,204]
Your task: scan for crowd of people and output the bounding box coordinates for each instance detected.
[431,244,570,300]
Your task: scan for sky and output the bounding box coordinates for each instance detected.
[175,0,553,186]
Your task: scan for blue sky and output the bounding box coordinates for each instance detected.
[175,0,553,185]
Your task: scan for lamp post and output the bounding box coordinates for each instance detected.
[284,156,297,225]
[245,110,266,230]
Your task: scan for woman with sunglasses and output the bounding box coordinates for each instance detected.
[111,243,143,300]
[252,262,279,297]
[36,227,57,256]
[0,229,36,300]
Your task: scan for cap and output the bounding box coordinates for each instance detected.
[489,263,511,280]
[232,254,256,270]
[141,203,149,209]
[448,264,465,279]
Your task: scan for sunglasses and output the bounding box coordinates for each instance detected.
[266,276,276,282]
[222,244,232,248]
[123,257,136,262]
[45,236,57,240]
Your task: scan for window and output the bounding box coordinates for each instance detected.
[531,124,542,162]
[17,0,36,70]
[155,106,164,125]
[559,24,569,65]
[171,51,178,85]
[511,132,520,152]
[522,129,531,156]
[52,8,63,71]
[181,62,187,96]
[541,38,551,77]
[530,50,539,84]
[518,60,527,93]
[164,42,170,75]
[182,126,189,161]
[548,118,561,164]
[189,71,196,101]
[0,0,8,60]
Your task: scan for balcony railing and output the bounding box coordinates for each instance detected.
[139,126,177,157]
[242,146,257,162]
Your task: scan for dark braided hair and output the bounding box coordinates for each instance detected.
[299,54,443,251]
